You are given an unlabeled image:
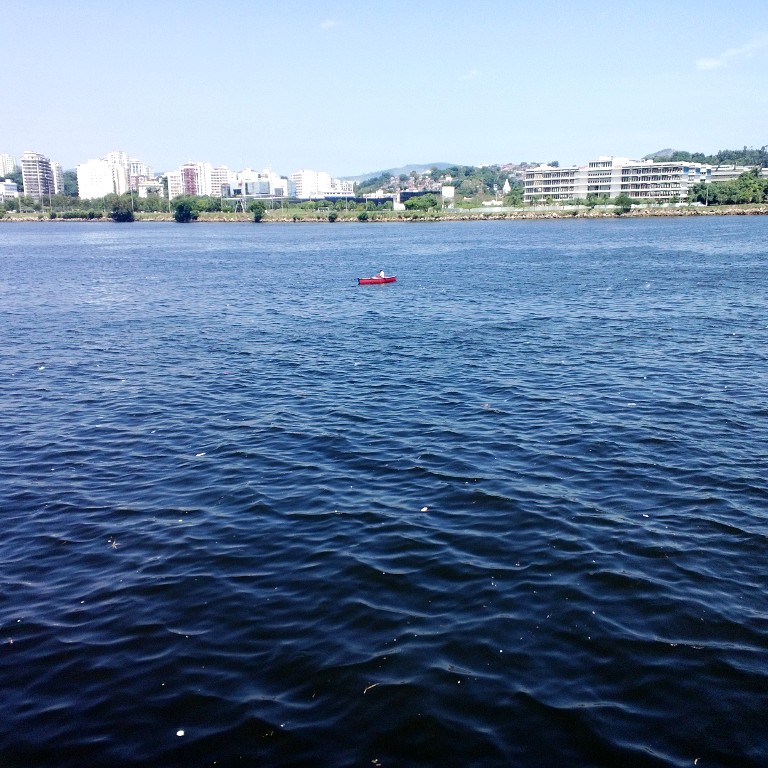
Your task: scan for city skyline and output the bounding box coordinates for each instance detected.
[5,1,768,176]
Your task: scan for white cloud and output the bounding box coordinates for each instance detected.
[696,39,768,70]
[460,69,480,81]
[320,19,339,30]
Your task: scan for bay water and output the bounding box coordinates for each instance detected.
[1,218,766,767]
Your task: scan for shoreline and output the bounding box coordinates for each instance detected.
[2,204,768,223]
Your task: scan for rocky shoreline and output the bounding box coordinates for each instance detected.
[3,204,768,223]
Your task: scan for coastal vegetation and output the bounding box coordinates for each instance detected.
[109,200,134,222]
[688,168,768,205]
[173,200,197,223]
[651,146,768,167]
[248,200,266,222]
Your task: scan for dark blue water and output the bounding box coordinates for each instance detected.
[1,218,767,767]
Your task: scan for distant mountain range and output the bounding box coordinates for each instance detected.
[342,163,456,182]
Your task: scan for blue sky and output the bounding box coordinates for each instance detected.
[5,0,768,176]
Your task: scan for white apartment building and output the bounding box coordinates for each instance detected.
[104,150,130,171]
[524,165,579,202]
[0,153,16,176]
[96,151,154,194]
[291,169,354,199]
[0,179,19,202]
[52,162,64,195]
[77,150,136,198]
[76,159,113,199]
[128,159,154,191]
[21,151,56,200]
[76,158,128,199]
[166,170,183,199]
[211,166,235,197]
[179,161,213,197]
[524,156,713,203]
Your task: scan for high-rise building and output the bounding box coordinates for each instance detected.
[128,159,154,192]
[179,161,213,196]
[165,170,183,199]
[76,159,115,199]
[0,153,16,176]
[211,166,235,197]
[52,162,64,195]
[76,154,133,198]
[104,150,130,171]
[110,163,128,195]
[21,151,56,200]
[99,151,129,194]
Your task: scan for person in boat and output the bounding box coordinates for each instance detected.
[375,270,386,278]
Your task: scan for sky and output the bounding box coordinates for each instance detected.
[4,0,768,177]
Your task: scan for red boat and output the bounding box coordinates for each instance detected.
[358,276,396,285]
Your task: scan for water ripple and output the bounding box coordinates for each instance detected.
[1,220,768,767]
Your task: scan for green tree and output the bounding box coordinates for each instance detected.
[613,193,633,214]
[357,211,368,222]
[503,180,524,206]
[327,210,338,222]
[248,200,267,222]
[138,194,166,213]
[110,200,134,222]
[404,193,439,211]
[63,170,79,196]
[174,201,196,223]
[7,168,23,189]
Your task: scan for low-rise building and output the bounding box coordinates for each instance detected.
[232,168,292,198]
[137,179,164,198]
[707,164,768,182]
[524,156,714,203]
[0,178,19,202]
[291,169,354,199]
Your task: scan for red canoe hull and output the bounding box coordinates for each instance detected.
[358,276,396,285]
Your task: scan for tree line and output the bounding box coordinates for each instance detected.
[654,146,768,167]
[688,168,768,205]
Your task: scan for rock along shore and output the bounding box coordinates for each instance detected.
[3,204,768,223]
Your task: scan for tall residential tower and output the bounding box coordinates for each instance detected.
[21,151,55,200]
